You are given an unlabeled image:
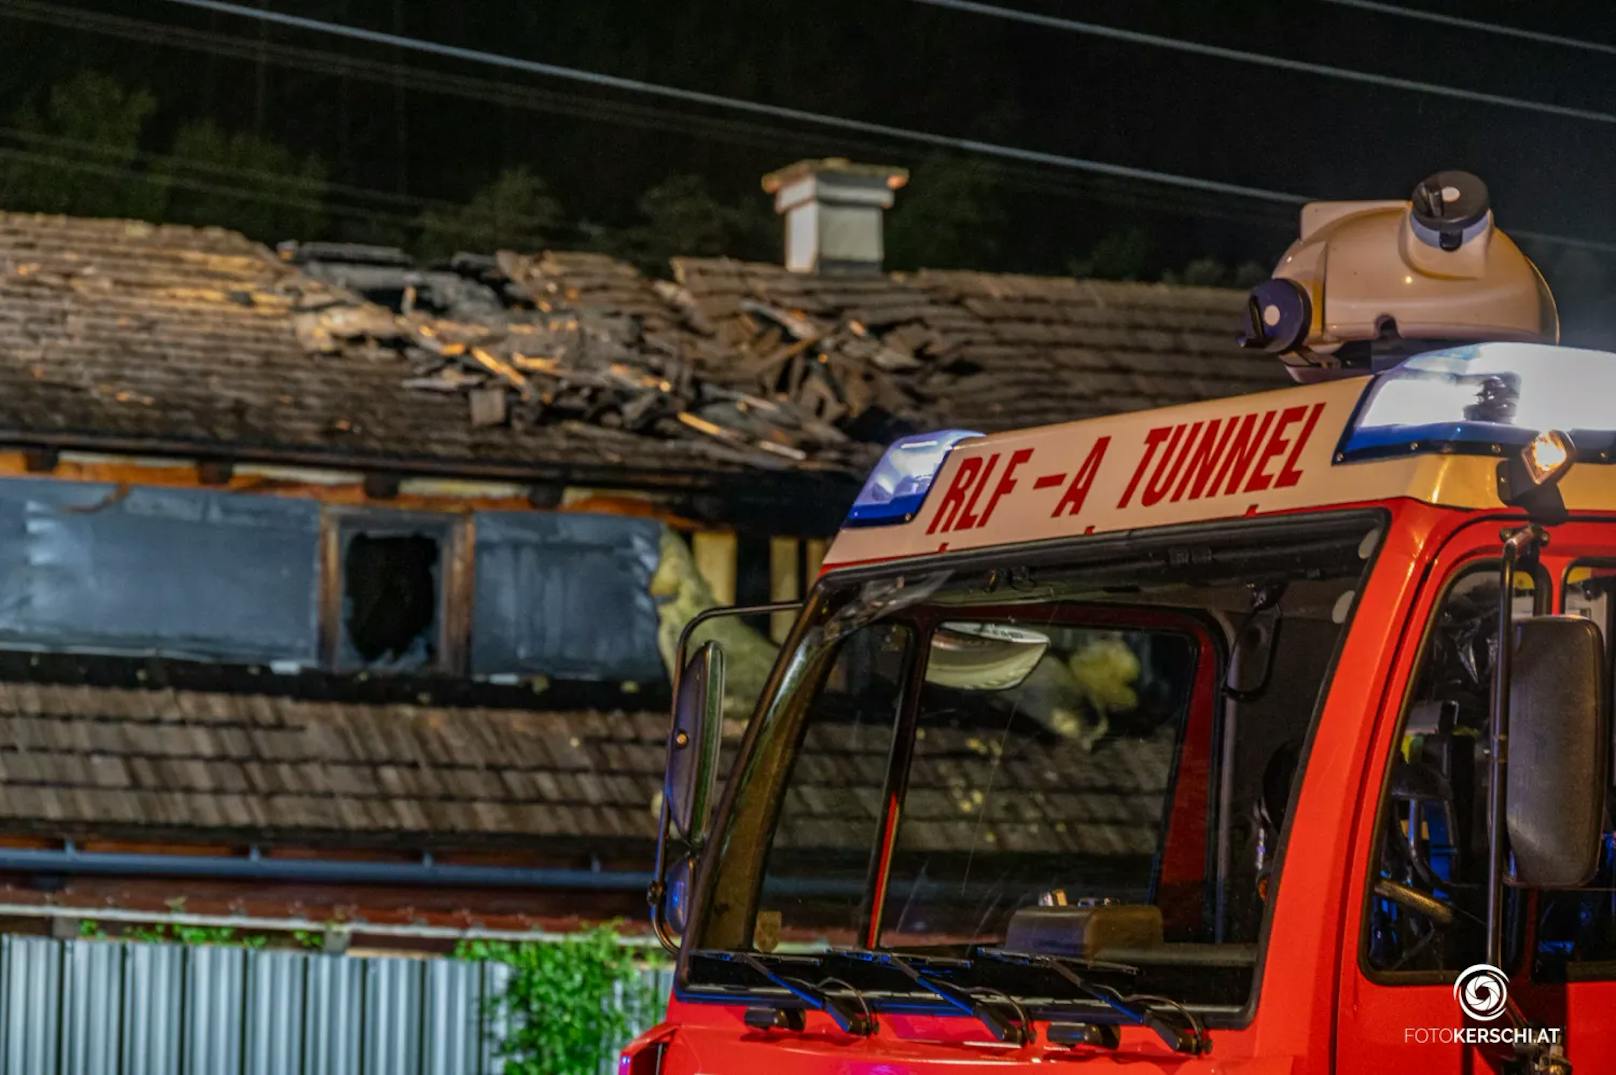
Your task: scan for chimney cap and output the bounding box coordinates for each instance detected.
[761,157,909,194]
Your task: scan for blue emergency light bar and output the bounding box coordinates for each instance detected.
[1339,342,1616,462]
[845,428,982,527]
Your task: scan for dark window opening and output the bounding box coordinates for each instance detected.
[735,533,772,607]
[342,532,441,668]
[1365,564,1537,975]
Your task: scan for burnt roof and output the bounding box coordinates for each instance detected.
[0,213,1284,502]
[672,257,1289,433]
[0,215,863,512]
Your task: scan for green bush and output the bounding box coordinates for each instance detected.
[124,922,268,948]
[460,926,665,1075]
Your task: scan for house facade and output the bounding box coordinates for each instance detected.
[0,160,1284,946]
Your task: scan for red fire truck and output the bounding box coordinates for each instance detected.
[626,174,1612,1073]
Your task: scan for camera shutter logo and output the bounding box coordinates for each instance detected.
[1453,963,1509,1021]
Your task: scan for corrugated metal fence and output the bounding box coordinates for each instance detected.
[0,935,671,1075]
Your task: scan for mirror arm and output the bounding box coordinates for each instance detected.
[650,599,804,956]
[648,797,680,955]
[674,600,805,676]
[1485,524,1546,968]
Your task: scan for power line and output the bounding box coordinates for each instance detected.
[0,145,421,232]
[905,0,1616,127]
[149,0,1313,207]
[5,0,1294,232]
[0,0,815,165]
[0,125,563,234]
[1320,0,1616,58]
[0,127,432,213]
[14,0,1616,257]
[140,0,1616,256]
[1511,229,1616,257]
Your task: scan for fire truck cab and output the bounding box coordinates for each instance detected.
[628,179,1613,1074]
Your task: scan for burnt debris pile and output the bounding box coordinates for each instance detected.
[280,242,933,475]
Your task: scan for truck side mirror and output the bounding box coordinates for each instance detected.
[665,641,725,845]
[1507,616,1609,888]
[650,598,799,952]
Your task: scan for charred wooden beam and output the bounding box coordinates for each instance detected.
[363,472,402,500]
[196,460,235,485]
[22,447,58,474]
[526,484,564,509]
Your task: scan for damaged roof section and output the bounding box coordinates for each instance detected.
[284,242,872,474]
[0,212,1280,504]
[672,257,1289,434]
[0,215,871,501]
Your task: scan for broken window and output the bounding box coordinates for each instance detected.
[335,517,454,672]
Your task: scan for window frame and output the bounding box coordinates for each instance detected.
[318,507,473,675]
[0,477,671,685]
[681,509,1386,1030]
[867,606,1218,952]
[1356,554,1548,986]
[751,619,917,953]
[1532,558,1616,983]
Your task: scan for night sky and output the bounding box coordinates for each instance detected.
[4,0,1616,339]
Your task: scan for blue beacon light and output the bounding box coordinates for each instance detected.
[844,429,983,527]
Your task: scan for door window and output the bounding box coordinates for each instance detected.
[1364,565,1536,974]
[1534,564,1616,979]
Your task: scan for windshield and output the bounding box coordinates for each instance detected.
[688,513,1381,1018]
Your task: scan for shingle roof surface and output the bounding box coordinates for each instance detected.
[0,215,852,489]
[673,257,1289,432]
[0,214,1284,488]
[0,659,1167,862]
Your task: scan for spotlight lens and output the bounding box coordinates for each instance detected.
[1339,341,1616,463]
[1524,430,1573,486]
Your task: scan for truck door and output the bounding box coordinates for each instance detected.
[1532,558,1616,1062]
[1338,518,1616,1072]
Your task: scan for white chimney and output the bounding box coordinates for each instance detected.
[762,158,909,274]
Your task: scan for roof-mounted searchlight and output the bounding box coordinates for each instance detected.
[1239,171,1560,383]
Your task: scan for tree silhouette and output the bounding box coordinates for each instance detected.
[1070,228,1156,282]
[0,71,166,219]
[159,119,329,241]
[609,173,770,271]
[415,166,563,259]
[885,156,1006,271]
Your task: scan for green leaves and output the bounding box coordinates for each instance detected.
[416,167,564,260]
[461,925,666,1075]
[0,71,166,219]
[885,155,1007,271]
[123,922,269,948]
[159,119,330,241]
[0,71,328,243]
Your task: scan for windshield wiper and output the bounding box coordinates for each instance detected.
[974,948,1206,1055]
[831,949,1033,1044]
[702,951,875,1035]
